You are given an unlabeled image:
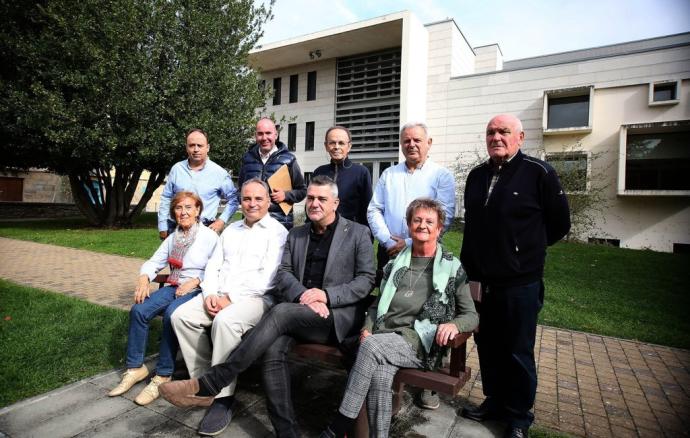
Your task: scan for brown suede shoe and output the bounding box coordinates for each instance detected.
[158,378,214,408]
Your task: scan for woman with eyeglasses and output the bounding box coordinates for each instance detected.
[320,198,478,438]
[108,191,219,405]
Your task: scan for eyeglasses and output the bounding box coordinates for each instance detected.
[174,204,196,213]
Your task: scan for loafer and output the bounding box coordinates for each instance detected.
[108,365,149,397]
[134,375,170,405]
[198,400,233,436]
[158,378,214,408]
[460,398,503,422]
[415,389,440,410]
[504,426,529,438]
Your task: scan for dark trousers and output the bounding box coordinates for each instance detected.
[200,302,335,438]
[475,280,543,429]
[374,242,390,288]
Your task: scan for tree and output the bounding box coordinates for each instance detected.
[0,0,272,226]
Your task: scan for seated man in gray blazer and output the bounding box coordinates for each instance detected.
[160,175,376,438]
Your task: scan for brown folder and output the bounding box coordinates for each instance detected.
[267,164,292,215]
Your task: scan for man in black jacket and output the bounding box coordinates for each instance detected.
[460,114,570,438]
[237,118,307,229]
[313,126,372,226]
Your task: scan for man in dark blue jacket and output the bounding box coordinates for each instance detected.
[313,126,372,226]
[460,114,570,438]
[237,118,307,229]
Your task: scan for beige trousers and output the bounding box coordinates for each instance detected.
[171,294,268,398]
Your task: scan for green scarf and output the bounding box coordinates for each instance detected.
[376,243,465,369]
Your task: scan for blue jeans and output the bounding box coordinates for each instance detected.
[125,285,200,376]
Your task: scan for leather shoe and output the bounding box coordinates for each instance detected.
[503,426,528,438]
[460,398,503,422]
[158,378,213,408]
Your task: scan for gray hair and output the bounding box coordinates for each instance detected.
[399,121,429,141]
[309,175,338,198]
[241,177,270,197]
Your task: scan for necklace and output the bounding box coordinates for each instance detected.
[402,257,433,298]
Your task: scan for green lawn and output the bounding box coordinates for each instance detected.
[2,217,689,348]
[441,232,690,349]
[0,279,162,407]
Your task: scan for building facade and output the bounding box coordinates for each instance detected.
[248,11,690,252]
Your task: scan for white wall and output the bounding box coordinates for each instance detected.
[432,41,690,251]
[258,59,337,172]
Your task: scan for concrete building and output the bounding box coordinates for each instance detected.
[248,11,690,252]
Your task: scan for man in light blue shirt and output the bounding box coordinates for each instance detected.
[367,121,456,280]
[366,121,456,411]
[158,129,239,239]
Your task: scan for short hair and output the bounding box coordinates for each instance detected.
[399,122,429,141]
[186,128,209,143]
[256,117,277,130]
[324,126,352,143]
[241,177,270,197]
[309,175,338,198]
[405,197,445,228]
[170,191,204,220]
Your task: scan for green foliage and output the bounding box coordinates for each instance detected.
[0,279,162,407]
[0,0,272,226]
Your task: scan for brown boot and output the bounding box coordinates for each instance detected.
[159,378,214,408]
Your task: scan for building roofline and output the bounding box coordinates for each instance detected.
[424,17,477,56]
[452,36,690,79]
[506,31,690,64]
[251,10,409,54]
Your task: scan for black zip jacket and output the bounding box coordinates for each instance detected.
[460,150,570,287]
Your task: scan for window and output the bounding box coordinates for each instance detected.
[618,121,690,194]
[543,87,593,134]
[336,48,401,152]
[588,237,620,247]
[289,74,298,103]
[259,80,266,92]
[287,123,297,151]
[304,172,313,185]
[272,77,281,105]
[546,152,588,192]
[307,71,317,101]
[0,177,23,201]
[649,80,680,106]
[305,122,315,151]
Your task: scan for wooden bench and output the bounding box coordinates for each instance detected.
[292,332,472,437]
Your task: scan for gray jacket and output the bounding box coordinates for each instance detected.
[274,217,375,342]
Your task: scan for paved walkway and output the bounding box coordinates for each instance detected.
[1,237,689,437]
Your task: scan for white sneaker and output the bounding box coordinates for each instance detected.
[108,365,149,397]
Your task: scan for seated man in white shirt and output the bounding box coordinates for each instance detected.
[171,177,288,436]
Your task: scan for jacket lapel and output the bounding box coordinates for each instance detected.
[323,218,349,283]
[296,225,310,283]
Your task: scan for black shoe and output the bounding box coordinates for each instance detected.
[318,427,336,438]
[503,426,529,438]
[198,399,233,436]
[460,398,503,422]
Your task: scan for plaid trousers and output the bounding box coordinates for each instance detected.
[339,333,422,438]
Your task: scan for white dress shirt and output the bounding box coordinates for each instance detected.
[201,214,288,302]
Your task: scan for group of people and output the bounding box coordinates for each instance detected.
[108,114,570,438]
